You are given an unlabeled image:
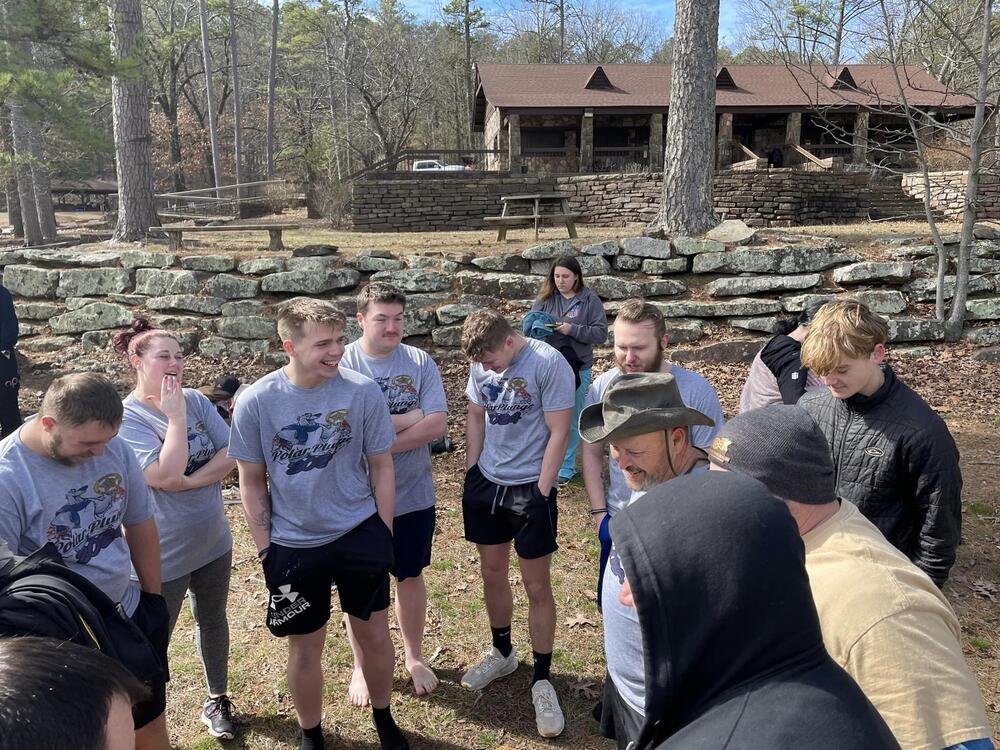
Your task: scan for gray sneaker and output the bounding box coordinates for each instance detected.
[531,680,565,738]
[460,646,519,690]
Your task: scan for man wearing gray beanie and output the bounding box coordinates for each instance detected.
[707,405,991,750]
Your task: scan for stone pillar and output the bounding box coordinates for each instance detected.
[716,112,733,169]
[508,114,521,171]
[580,109,594,173]
[650,112,664,171]
[785,111,802,165]
[853,110,869,164]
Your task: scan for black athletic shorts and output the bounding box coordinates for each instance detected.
[262,513,393,637]
[129,590,171,729]
[462,463,558,560]
[391,506,435,582]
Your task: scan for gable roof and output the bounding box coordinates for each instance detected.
[716,66,737,90]
[474,63,975,114]
[585,65,614,90]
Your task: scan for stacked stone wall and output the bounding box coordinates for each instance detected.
[351,170,870,232]
[3,232,998,362]
[901,171,1000,220]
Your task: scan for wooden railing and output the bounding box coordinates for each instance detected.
[731,142,767,171]
[593,147,649,173]
[791,144,843,171]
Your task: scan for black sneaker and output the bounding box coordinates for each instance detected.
[201,695,236,740]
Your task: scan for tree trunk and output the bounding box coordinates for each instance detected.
[464,0,473,147]
[266,0,279,180]
[198,0,223,194]
[8,104,43,246]
[832,0,847,65]
[658,0,719,236]
[228,0,243,198]
[945,0,991,341]
[0,112,24,239]
[28,126,58,241]
[110,0,160,242]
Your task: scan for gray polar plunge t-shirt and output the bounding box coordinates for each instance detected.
[466,337,576,486]
[341,342,448,516]
[0,427,153,616]
[228,367,395,548]
[119,388,233,582]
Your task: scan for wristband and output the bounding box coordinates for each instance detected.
[590,508,608,515]
[257,546,270,560]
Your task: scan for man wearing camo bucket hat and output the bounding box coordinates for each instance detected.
[579,371,714,749]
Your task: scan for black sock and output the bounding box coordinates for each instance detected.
[532,651,552,685]
[491,625,513,658]
[372,706,409,750]
[299,723,324,750]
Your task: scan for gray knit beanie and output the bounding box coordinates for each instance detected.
[707,405,836,505]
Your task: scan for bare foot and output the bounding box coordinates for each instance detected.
[348,667,370,708]
[407,660,439,697]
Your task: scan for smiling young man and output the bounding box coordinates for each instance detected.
[228,299,408,750]
[460,308,575,738]
[579,299,723,602]
[341,283,448,704]
[0,373,170,750]
[798,299,962,587]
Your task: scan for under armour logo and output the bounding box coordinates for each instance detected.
[270,584,300,609]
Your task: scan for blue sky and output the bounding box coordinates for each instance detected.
[371,0,744,45]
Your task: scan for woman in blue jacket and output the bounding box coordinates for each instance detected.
[530,255,608,485]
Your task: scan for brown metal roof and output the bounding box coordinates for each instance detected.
[475,63,976,112]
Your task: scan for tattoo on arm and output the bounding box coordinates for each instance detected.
[254,494,271,528]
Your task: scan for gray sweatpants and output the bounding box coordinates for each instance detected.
[161,549,232,697]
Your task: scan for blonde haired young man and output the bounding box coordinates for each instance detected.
[799,299,962,587]
[229,299,409,750]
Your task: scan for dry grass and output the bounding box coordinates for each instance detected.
[152,350,1000,750]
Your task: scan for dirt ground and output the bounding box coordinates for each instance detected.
[12,340,999,750]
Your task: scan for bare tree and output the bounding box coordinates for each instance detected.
[228,0,243,196]
[198,0,223,192]
[568,0,665,63]
[266,0,279,179]
[109,0,160,241]
[657,0,720,235]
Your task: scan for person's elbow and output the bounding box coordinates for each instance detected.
[425,412,448,441]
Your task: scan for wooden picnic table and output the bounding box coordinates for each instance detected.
[483,193,579,241]
[150,223,300,253]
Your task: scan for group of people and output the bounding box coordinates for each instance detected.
[0,255,993,750]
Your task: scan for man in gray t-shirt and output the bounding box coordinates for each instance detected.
[459,309,574,740]
[341,283,448,703]
[581,300,724,612]
[228,299,409,750]
[0,373,170,748]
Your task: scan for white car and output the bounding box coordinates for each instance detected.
[412,159,469,171]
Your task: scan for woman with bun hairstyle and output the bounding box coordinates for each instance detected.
[530,255,608,485]
[113,319,238,740]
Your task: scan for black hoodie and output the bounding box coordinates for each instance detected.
[610,471,900,750]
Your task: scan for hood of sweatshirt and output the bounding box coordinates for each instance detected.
[609,471,830,747]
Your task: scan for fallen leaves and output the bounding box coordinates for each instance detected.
[565,613,597,629]
[970,578,998,601]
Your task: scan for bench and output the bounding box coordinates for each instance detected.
[149,223,300,253]
[483,213,580,241]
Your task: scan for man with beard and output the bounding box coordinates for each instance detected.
[580,299,723,601]
[0,373,170,750]
[578,372,715,748]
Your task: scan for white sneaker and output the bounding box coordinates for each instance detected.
[460,646,519,690]
[531,679,565,738]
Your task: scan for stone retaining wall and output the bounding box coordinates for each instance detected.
[3,232,998,362]
[351,170,871,232]
[901,171,1000,220]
